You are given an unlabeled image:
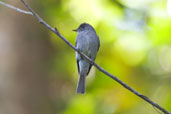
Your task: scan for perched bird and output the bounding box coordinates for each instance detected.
[73,23,100,94]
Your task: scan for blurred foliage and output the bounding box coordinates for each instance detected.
[1,0,171,113]
[33,0,171,114]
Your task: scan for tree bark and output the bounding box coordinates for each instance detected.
[0,3,53,114]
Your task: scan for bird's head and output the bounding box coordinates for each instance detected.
[73,23,95,32]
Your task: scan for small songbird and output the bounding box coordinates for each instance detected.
[73,23,100,94]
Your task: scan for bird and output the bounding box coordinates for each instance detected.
[73,23,100,94]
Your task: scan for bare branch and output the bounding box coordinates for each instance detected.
[20,1,171,113]
[0,1,32,15]
[1,0,170,114]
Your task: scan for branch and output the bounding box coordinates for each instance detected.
[0,1,32,15]
[1,1,170,114]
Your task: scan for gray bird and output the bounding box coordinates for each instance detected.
[73,23,100,94]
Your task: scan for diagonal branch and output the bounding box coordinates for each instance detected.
[0,1,32,15]
[0,0,171,114]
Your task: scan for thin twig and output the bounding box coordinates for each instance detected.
[1,0,171,114]
[20,1,171,113]
[0,1,32,15]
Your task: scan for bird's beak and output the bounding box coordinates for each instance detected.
[72,29,77,32]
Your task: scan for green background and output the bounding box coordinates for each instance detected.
[0,0,171,114]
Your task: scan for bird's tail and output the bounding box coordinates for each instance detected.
[77,73,86,94]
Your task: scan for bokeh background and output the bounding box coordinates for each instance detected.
[0,0,171,114]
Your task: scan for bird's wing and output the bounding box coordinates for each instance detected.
[97,35,100,51]
[87,35,100,75]
[87,64,92,75]
[77,60,80,74]
[75,41,80,74]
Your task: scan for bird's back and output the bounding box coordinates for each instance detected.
[76,30,99,59]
